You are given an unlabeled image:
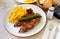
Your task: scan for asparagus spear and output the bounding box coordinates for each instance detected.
[18,13,42,22]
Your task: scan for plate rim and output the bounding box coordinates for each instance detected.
[16,0,37,3]
[4,4,47,37]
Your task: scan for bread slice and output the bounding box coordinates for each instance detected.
[43,0,53,8]
[39,0,45,4]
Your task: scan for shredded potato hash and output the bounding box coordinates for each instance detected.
[23,0,34,2]
[8,6,27,23]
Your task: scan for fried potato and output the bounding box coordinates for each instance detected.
[8,6,27,23]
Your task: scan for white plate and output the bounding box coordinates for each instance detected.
[4,4,46,37]
[16,0,36,3]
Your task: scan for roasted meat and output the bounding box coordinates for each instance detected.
[14,9,42,33]
[18,17,40,32]
[23,8,34,17]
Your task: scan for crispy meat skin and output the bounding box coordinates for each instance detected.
[14,9,41,32]
[14,9,34,27]
[18,17,40,32]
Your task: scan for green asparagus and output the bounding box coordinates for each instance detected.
[18,13,42,22]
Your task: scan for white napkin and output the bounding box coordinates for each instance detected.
[56,23,60,39]
[48,24,58,39]
[42,20,58,39]
[42,21,52,39]
[56,32,60,39]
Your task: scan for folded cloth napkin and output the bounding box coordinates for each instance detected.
[56,32,60,39]
[56,23,60,39]
[48,24,58,39]
[42,20,59,39]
